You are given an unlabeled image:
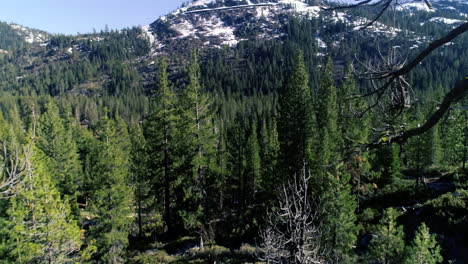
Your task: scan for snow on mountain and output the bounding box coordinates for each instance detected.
[427,17,467,24]
[9,24,48,44]
[141,0,466,54]
[396,1,435,12]
[144,0,345,54]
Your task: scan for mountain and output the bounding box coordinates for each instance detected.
[141,0,467,55]
[0,0,465,120]
[0,2,467,263]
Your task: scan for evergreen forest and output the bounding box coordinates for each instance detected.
[0,1,467,263]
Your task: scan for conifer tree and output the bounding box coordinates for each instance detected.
[259,119,280,195]
[403,223,443,264]
[338,66,372,205]
[6,104,24,143]
[440,109,466,168]
[179,51,216,231]
[87,113,133,263]
[426,124,442,167]
[213,122,229,211]
[406,105,442,172]
[245,121,261,199]
[373,144,402,184]
[321,169,359,263]
[37,100,82,217]
[366,208,405,264]
[144,58,182,237]
[278,50,313,178]
[339,65,370,149]
[226,112,247,207]
[6,148,83,264]
[129,124,150,239]
[313,56,340,175]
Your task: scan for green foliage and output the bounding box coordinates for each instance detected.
[5,148,83,263]
[144,58,185,237]
[129,250,176,264]
[313,56,340,173]
[403,223,443,264]
[405,105,442,171]
[424,189,468,227]
[37,100,82,217]
[339,65,370,148]
[366,208,405,264]
[278,50,314,178]
[178,51,217,232]
[87,113,133,263]
[259,119,280,195]
[372,145,402,184]
[0,10,466,262]
[440,110,467,168]
[321,169,359,263]
[245,122,261,197]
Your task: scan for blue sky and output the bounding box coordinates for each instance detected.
[0,0,187,35]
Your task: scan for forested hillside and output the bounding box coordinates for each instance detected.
[0,0,466,263]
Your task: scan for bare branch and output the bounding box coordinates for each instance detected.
[259,167,326,264]
[364,78,467,149]
[0,109,37,198]
[391,22,468,78]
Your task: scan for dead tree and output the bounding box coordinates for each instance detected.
[259,167,325,264]
[0,110,36,198]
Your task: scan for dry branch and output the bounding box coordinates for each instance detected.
[0,109,36,198]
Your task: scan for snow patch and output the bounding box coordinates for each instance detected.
[279,0,321,17]
[316,37,327,48]
[10,24,46,43]
[428,17,466,24]
[396,1,434,12]
[142,25,157,45]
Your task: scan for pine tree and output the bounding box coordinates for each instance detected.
[129,124,150,239]
[278,50,314,178]
[213,122,229,212]
[440,109,466,168]
[226,112,247,208]
[6,104,24,143]
[374,144,402,184]
[339,65,370,149]
[321,169,359,263]
[259,119,280,195]
[338,66,372,205]
[313,56,340,176]
[179,51,216,231]
[245,121,261,200]
[403,223,443,264]
[37,100,82,217]
[144,58,182,237]
[366,208,405,264]
[87,113,133,263]
[6,147,83,264]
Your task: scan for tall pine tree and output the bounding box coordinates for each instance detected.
[278,50,314,178]
[144,58,183,238]
[179,51,217,231]
[87,113,133,263]
[313,56,340,178]
[37,100,82,217]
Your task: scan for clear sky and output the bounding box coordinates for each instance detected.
[0,0,187,35]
